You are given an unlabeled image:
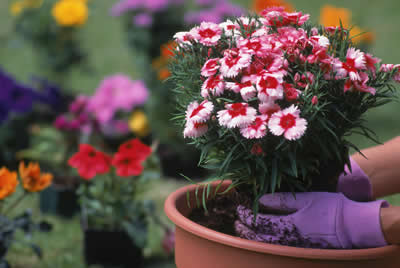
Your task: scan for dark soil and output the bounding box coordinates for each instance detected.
[189,192,331,249]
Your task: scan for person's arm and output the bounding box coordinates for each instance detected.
[381,206,400,245]
[352,136,400,199]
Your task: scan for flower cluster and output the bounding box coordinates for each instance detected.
[0,162,52,200]
[0,69,62,124]
[54,74,149,136]
[170,7,399,200]
[52,0,88,27]
[68,138,152,180]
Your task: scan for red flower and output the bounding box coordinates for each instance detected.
[68,144,112,180]
[113,139,152,177]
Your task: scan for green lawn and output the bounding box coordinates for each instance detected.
[1,0,400,267]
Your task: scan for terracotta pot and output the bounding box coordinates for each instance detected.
[164,181,400,268]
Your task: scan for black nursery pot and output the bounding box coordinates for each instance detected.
[83,229,144,268]
[39,185,80,218]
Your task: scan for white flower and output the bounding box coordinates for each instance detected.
[256,72,284,102]
[240,115,268,139]
[268,105,307,140]
[220,48,252,78]
[183,121,208,138]
[217,103,257,128]
[201,75,225,98]
[185,100,214,123]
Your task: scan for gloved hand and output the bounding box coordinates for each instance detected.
[235,192,388,249]
[337,157,373,202]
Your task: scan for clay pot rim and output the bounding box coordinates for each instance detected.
[165,181,400,261]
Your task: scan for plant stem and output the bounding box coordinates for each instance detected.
[4,192,28,216]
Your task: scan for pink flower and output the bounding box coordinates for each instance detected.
[226,81,256,101]
[201,75,225,98]
[185,100,214,123]
[256,72,284,102]
[191,22,222,46]
[237,37,268,58]
[220,48,252,78]
[201,58,220,77]
[344,72,376,95]
[268,105,307,140]
[261,7,309,27]
[219,19,240,36]
[335,48,366,81]
[259,101,281,119]
[309,35,330,48]
[240,115,268,139]
[364,53,380,76]
[283,82,300,101]
[87,75,149,124]
[183,121,208,138]
[174,31,194,47]
[380,64,400,82]
[311,96,318,105]
[217,103,257,128]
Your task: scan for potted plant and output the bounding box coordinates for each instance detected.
[164,7,400,267]
[0,162,53,267]
[68,138,171,267]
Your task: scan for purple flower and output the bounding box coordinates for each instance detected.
[195,0,216,6]
[213,0,244,17]
[69,95,89,114]
[110,0,143,16]
[31,77,63,110]
[133,13,153,27]
[185,9,222,24]
[87,74,149,124]
[143,0,169,12]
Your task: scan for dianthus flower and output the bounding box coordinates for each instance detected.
[191,22,222,46]
[268,105,307,140]
[201,75,225,98]
[240,115,268,139]
[185,100,214,123]
[217,103,257,128]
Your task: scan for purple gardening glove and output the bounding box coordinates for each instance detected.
[235,192,388,249]
[337,157,373,202]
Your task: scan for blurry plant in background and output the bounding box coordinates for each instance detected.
[10,0,89,85]
[0,162,53,267]
[18,74,150,184]
[0,68,63,170]
[320,5,375,48]
[251,0,294,14]
[111,0,246,179]
[68,138,171,266]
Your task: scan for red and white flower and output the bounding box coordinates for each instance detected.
[268,105,307,140]
[217,103,257,128]
[283,82,300,101]
[335,48,366,81]
[344,72,376,95]
[183,121,208,138]
[259,101,281,120]
[174,31,194,47]
[219,19,240,36]
[237,37,268,58]
[310,35,330,48]
[201,58,220,77]
[220,48,252,78]
[364,53,380,76]
[256,72,284,102]
[185,100,214,123]
[380,64,400,82]
[201,74,225,98]
[240,115,268,139]
[191,22,222,46]
[226,81,257,101]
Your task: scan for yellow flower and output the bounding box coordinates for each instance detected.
[10,0,43,16]
[129,110,150,137]
[10,1,26,16]
[320,5,351,28]
[52,0,88,27]
[251,0,294,13]
[19,162,53,192]
[0,168,19,200]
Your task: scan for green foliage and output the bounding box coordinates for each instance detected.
[78,154,162,249]
[11,0,87,74]
[168,15,398,210]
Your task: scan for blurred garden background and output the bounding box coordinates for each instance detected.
[0,0,399,267]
